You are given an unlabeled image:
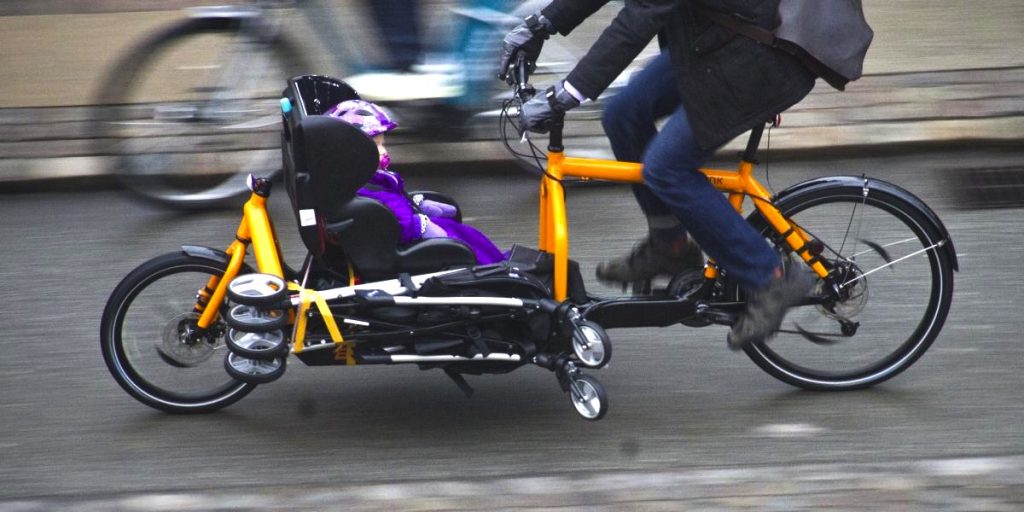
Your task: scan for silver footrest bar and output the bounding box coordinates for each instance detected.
[288,269,465,305]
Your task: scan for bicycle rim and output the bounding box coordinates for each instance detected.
[102,255,253,412]
[97,18,304,209]
[745,188,953,389]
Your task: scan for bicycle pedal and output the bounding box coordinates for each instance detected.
[629,279,656,296]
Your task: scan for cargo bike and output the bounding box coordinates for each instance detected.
[101,70,957,421]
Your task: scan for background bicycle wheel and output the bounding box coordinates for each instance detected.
[93,15,310,209]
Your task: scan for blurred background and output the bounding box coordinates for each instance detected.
[3,0,1023,103]
[1,0,1022,183]
[1,1,1022,510]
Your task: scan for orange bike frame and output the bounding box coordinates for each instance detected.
[191,155,827,316]
[194,191,285,329]
[539,151,828,301]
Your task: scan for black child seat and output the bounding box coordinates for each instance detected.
[280,75,476,282]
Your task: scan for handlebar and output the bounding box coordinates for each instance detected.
[509,53,536,102]
[501,53,564,170]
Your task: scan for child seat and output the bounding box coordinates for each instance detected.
[280,75,476,281]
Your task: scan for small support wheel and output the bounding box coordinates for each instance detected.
[224,352,286,384]
[225,328,288,360]
[224,304,289,332]
[571,320,611,369]
[569,374,608,421]
[227,273,288,306]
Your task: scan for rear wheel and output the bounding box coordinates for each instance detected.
[101,252,256,412]
[742,180,955,390]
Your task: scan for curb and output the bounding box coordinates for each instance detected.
[3,456,1022,511]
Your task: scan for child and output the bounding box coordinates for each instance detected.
[325,99,504,265]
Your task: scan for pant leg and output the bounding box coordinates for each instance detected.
[366,0,422,71]
[641,106,778,290]
[600,52,679,219]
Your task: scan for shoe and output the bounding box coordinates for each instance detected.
[727,261,815,351]
[595,235,704,284]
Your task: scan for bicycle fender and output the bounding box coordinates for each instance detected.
[765,175,958,271]
[181,245,230,266]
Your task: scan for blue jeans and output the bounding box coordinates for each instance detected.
[601,52,777,290]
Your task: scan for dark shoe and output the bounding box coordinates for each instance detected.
[727,261,815,351]
[596,235,704,284]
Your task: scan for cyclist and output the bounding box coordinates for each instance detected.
[499,1,815,350]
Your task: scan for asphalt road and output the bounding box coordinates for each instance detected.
[1,147,1023,508]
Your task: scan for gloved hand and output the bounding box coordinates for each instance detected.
[411,193,458,219]
[418,199,458,219]
[498,14,556,82]
[519,80,581,133]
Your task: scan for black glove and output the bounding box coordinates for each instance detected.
[519,80,581,134]
[498,14,556,82]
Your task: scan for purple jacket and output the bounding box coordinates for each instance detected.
[356,170,504,264]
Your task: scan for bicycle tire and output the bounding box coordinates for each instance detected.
[741,177,955,391]
[100,251,257,413]
[92,16,309,210]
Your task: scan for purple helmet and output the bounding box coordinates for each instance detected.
[324,99,397,137]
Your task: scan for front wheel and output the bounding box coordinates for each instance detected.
[101,252,256,412]
[742,178,956,391]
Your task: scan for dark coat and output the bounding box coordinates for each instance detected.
[541,0,817,151]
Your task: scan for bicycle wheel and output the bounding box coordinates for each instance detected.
[101,252,257,413]
[742,178,955,391]
[93,16,308,209]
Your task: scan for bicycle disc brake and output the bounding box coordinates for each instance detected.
[156,313,220,367]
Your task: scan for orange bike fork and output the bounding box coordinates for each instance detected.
[195,192,285,330]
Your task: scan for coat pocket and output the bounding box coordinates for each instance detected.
[691,24,737,57]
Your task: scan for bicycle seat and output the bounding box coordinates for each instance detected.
[281,75,475,281]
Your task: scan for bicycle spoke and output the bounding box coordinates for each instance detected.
[834,178,870,257]
[848,237,916,259]
[840,239,948,288]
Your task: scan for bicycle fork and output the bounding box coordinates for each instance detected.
[194,178,285,330]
